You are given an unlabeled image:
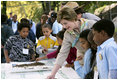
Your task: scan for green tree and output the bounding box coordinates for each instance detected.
[1,1,7,15]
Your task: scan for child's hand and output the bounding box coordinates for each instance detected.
[36,57,42,61]
[30,54,36,61]
[42,48,48,54]
[65,64,74,67]
[44,48,48,52]
[6,58,11,63]
[76,55,83,61]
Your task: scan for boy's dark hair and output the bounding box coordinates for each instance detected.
[56,29,66,54]
[18,22,30,31]
[42,24,52,30]
[1,14,8,23]
[20,18,30,24]
[80,29,91,40]
[56,29,66,40]
[92,19,115,37]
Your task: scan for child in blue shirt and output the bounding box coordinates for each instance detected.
[74,29,96,78]
[92,19,117,79]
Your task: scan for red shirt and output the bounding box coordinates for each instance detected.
[46,47,77,64]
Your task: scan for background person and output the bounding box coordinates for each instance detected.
[64,2,101,21]
[36,24,59,55]
[4,22,35,63]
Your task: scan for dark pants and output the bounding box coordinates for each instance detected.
[1,48,6,63]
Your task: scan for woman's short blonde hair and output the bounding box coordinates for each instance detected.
[57,7,77,23]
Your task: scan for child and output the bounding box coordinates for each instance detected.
[84,30,97,79]
[74,29,96,78]
[36,24,58,55]
[92,19,117,79]
[4,22,35,63]
[36,29,77,67]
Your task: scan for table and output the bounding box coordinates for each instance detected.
[1,59,80,79]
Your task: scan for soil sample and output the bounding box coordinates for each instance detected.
[13,62,45,67]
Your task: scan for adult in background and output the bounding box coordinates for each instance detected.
[47,7,96,79]
[7,12,13,26]
[47,8,55,28]
[9,14,19,34]
[51,12,63,36]
[60,2,67,9]
[1,14,14,63]
[64,2,101,21]
[30,20,36,35]
[36,14,48,39]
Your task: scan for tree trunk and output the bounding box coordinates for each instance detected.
[52,1,56,9]
[45,1,50,13]
[1,1,7,15]
[41,1,45,12]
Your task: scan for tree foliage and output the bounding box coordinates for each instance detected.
[1,1,117,23]
[1,1,7,15]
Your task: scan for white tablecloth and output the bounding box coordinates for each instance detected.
[1,59,80,79]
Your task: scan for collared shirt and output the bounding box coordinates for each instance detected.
[52,20,63,34]
[36,35,59,48]
[4,35,35,62]
[82,13,101,21]
[74,48,92,78]
[36,35,59,54]
[12,21,18,33]
[96,37,117,79]
[31,22,36,35]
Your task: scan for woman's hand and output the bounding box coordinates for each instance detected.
[47,74,55,79]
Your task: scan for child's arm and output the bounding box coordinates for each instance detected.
[36,56,47,61]
[4,49,11,63]
[65,63,74,67]
[76,55,83,61]
[74,50,91,79]
[36,50,57,61]
[47,48,57,53]
[30,53,36,61]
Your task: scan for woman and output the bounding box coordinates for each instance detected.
[47,7,96,79]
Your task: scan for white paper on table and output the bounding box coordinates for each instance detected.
[11,66,53,73]
[59,67,81,79]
